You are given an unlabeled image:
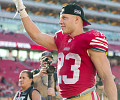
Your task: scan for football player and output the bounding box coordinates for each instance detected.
[12,1,117,100]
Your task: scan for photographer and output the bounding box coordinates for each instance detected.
[32,51,61,100]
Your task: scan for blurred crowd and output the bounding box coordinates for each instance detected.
[0,75,18,98]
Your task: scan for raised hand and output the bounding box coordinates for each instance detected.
[12,0,28,18]
[12,0,25,11]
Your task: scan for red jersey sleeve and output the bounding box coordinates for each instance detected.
[89,30,108,52]
[54,30,64,50]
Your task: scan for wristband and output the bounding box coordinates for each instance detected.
[19,9,28,18]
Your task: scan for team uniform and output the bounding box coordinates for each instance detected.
[54,30,108,99]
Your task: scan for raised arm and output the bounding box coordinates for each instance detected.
[21,17,57,50]
[88,49,117,100]
[12,0,57,50]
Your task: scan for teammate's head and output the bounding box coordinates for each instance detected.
[60,4,91,27]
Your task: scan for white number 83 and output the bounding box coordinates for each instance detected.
[58,52,81,84]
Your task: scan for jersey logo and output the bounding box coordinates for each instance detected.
[63,47,70,51]
[74,9,81,15]
[68,39,72,43]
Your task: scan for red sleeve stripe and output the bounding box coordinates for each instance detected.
[95,37,108,43]
[90,37,108,49]
[91,39,108,45]
[90,42,108,49]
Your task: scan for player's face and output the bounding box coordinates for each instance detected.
[19,72,32,90]
[59,14,76,35]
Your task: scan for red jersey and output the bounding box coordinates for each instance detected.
[54,30,108,98]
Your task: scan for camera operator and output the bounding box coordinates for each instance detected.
[32,51,61,100]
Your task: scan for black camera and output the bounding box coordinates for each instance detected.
[96,74,103,86]
[42,57,55,74]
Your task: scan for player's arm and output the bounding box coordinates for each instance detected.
[12,0,57,50]
[88,49,117,100]
[21,17,57,50]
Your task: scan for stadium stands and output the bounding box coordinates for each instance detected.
[0,0,120,99]
[111,66,120,84]
[0,59,31,82]
[0,32,35,44]
[0,0,120,32]
[0,59,34,98]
